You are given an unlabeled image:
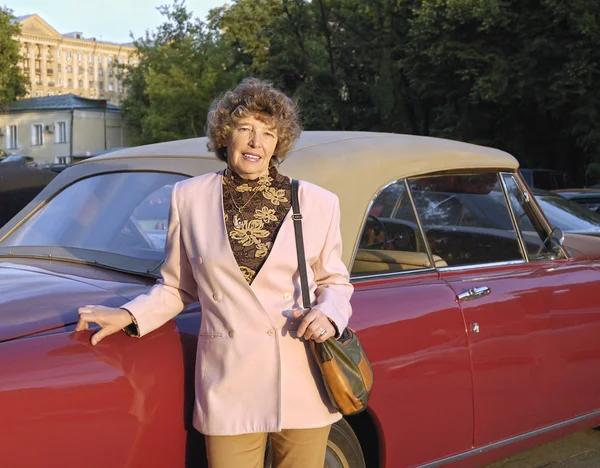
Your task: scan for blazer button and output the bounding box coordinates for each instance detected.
[213,293,221,302]
[283,293,291,300]
[198,257,204,264]
[229,330,235,338]
[267,329,275,337]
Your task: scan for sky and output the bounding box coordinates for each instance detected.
[10,0,226,44]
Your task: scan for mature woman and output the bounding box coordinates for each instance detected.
[76,78,353,468]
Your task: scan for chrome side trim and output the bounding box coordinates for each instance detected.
[438,260,526,272]
[418,409,600,467]
[499,172,529,262]
[351,267,437,282]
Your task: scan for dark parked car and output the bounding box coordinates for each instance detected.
[2,132,600,467]
[0,165,57,227]
[519,168,573,190]
[533,189,600,237]
[552,189,600,213]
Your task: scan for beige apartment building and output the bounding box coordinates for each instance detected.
[16,14,137,105]
[1,94,130,165]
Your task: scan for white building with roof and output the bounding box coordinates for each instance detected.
[0,94,130,164]
[15,14,137,105]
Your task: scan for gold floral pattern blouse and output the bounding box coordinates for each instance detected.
[223,166,292,284]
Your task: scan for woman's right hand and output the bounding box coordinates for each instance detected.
[75,305,133,346]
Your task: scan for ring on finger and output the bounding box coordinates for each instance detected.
[318,328,327,337]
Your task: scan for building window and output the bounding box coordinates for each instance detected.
[35,91,42,97]
[57,49,61,58]
[77,52,82,61]
[98,54,102,63]
[55,121,68,144]
[67,50,72,59]
[58,77,62,85]
[88,80,94,88]
[108,82,114,91]
[99,82,104,91]
[57,63,61,72]
[31,124,44,146]
[6,125,18,149]
[68,78,73,88]
[47,91,54,96]
[88,67,93,74]
[118,56,123,64]
[67,65,73,73]
[88,53,92,62]
[98,69,103,77]
[118,82,124,93]
[35,60,41,72]
[108,56,113,65]
[78,79,83,88]
[108,68,113,77]
[57,156,72,164]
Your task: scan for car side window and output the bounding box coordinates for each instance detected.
[352,180,436,277]
[502,174,553,259]
[408,172,524,267]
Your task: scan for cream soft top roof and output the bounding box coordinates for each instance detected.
[92,131,519,266]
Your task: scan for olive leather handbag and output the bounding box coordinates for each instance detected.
[291,179,374,416]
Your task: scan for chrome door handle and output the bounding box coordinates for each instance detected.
[457,286,491,301]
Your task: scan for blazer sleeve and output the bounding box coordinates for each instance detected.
[120,182,198,337]
[311,194,353,337]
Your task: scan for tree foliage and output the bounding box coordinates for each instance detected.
[121,0,600,184]
[0,7,28,108]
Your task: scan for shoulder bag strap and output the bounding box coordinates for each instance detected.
[291,179,311,310]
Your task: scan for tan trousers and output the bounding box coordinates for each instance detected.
[205,425,331,468]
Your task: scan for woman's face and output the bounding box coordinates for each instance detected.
[227,114,278,180]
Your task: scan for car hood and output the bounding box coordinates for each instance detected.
[0,259,150,343]
[563,233,600,261]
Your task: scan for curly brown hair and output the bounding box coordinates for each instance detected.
[206,78,302,164]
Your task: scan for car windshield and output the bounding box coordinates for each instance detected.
[535,194,600,232]
[0,172,187,270]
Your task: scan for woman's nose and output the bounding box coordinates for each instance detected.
[248,132,262,148]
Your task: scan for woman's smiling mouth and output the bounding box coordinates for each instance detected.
[243,152,261,162]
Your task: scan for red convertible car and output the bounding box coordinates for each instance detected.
[1,132,600,468]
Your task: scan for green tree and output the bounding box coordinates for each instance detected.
[0,7,28,108]
[121,2,244,145]
[402,0,600,183]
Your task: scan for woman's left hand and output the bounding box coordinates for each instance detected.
[292,308,336,343]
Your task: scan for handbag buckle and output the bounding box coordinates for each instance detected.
[292,213,303,220]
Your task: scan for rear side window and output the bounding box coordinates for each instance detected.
[352,180,436,277]
[408,173,524,267]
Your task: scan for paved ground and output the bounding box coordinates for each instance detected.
[485,430,600,468]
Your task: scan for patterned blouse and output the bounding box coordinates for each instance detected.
[222,165,292,284]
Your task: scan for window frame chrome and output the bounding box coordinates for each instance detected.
[498,172,529,262]
[348,178,434,278]
[505,171,568,261]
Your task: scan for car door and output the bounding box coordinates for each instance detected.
[351,180,474,468]
[409,171,600,447]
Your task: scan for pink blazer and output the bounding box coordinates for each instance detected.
[122,171,353,435]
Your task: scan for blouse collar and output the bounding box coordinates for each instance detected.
[224,165,282,188]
